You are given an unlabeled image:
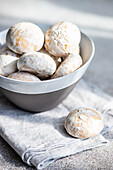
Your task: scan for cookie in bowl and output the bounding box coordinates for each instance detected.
[0,54,18,76]
[65,107,104,139]
[0,46,20,58]
[8,72,40,82]
[39,47,62,68]
[52,53,82,78]
[17,51,57,79]
[6,22,44,54]
[62,45,80,60]
[45,21,81,58]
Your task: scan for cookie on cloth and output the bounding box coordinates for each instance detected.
[44,21,81,58]
[52,53,82,78]
[65,107,104,139]
[0,55,18,76]
[8,72,40,82]
[6,22,44,54]
[17,51,57,79]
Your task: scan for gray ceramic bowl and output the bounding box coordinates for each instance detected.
[0,29,95,112]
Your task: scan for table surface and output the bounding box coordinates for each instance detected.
[0,0,113,169]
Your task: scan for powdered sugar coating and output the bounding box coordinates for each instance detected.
[8,72,40,82]
[6,22,44,54]
[0,55,18,76]
[52,53,82,78]
[65,107,104,139]
[62,45,80,60]
[45,22,81,58]
[39,47,61,68]
[17,52,57,79]
[0,46,20,58]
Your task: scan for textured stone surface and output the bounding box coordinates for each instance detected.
[0,0,113,169]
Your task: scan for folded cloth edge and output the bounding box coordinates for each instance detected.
[37,140,108,169]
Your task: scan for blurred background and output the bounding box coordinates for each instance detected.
[0,0,113,95]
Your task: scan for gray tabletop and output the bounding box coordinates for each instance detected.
[0,0,113,169]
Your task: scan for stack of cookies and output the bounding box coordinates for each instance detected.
[0,21,83,81]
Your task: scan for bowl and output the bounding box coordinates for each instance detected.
[0,29,95,112]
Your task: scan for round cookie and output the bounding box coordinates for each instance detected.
[6,22,44,54]
[52,53,82,79]
[45,21,81,58]
[0,46,20,58]
[65,107,104,139]
[39,47,61,68]
[17,51,57,79]
[8,72,40,82]
[0,55,18,76]
[62,45,80,60]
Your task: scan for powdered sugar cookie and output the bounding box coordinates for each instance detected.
[17,52,56,79]
[45,22,81,58]
[62,45,80,60]
[52,53,82,78]
[65,107,104,139]
[0,55,18,76]
[6,22,44,54]
[0,46,20,58]
[39,47,61,68]
[8,72,40,81]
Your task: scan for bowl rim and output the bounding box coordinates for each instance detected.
[0,30,95,94]
[0,32,95,84]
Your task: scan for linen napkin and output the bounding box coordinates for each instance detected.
[0,79,113,169]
